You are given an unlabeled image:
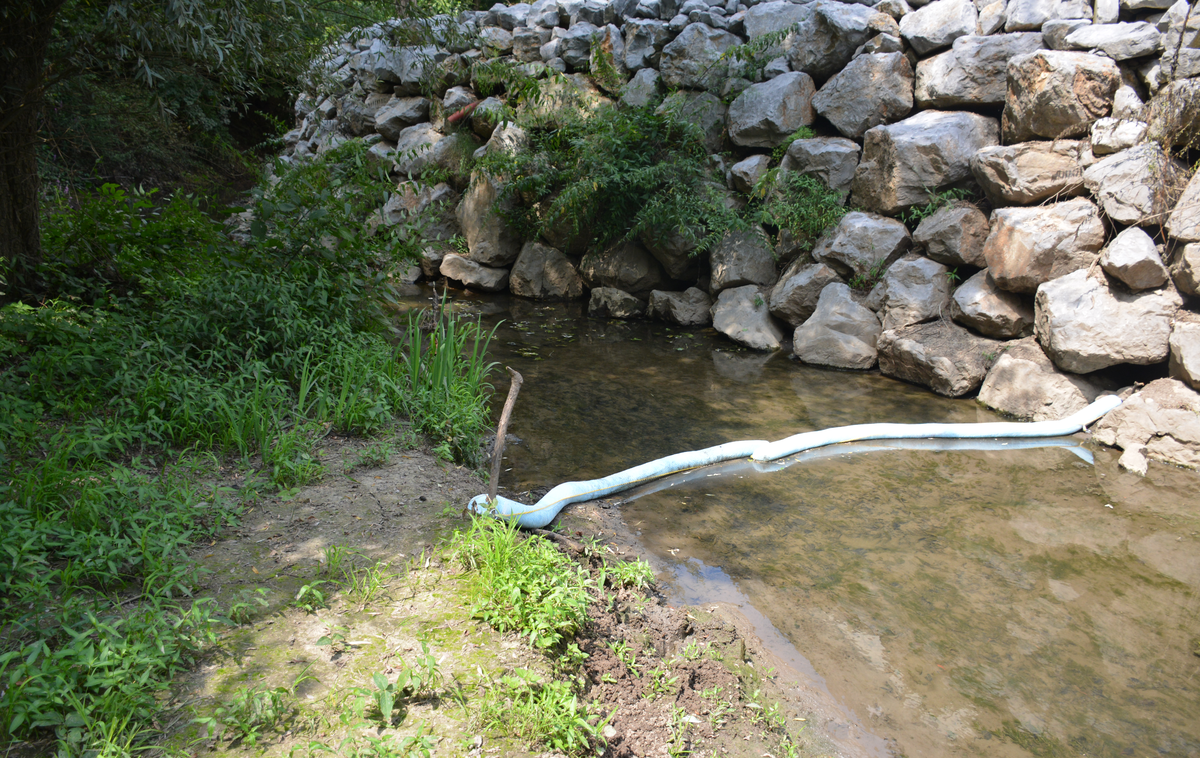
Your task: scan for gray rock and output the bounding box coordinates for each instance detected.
[470,97,506,139]
[1112,84,1146,120]
[1160,0,1200,80]
[440,253,511,291]
[648,287,714,325]
[978,0,1007,34]
[591,23,628,84]
[640,227,703,280]
[442,86,475,115]
[1035,268,1183,373]
[1082,144,1189,227]
[983,198,1105,293]
[1166,168,1200,243]
[813,211,912,279]
[727,72,817,148]
[1091,378,1200,471]
[873,255,953,331]
[730,154,772,194]
[876,0,913,18]
[339,97,380,137]
[711,285,787,350]
[1063,21,1162,60]
[560,22,600,69]
[899,0,977,55]
[877,320,1002,396]
[912,203,989,267]
[763,56,791,78]
[710,230,777,291]
[530,0,562,25]
[660,22,743,91]
[382,182,460,245]
[372,46,449,95]
[580,240,668,294]
[1170,319,1200,390]
[1004,0,1091,31]
[659,91,728,152]
[786,0,890,83]
[589,287,646,318]
[779,137,860,197]
[914,33,1045,108]
[510,241,585,299]
[1172,243,1200,296]
[479,122,529,158]
[1089,117,1148,155]
[576,0,616,25]
[624,18,671,69]
[951,269,1035,338]
[855,33,904,56]
[457,173,522,267]
[497,3,533,29]
[1002,51,1120,143]
[375,98,432,141]
[792,282,882,368]
[1043,18,1092,48]
[392,123,446,176]
[970,140,1088,206]
[620,67,663,107]
[513,26,553,61]
[977,337,1108,420]
[812,53,913,140]
[768,261,843,325]
[850,110,1000,216]
[480,26,515,54]
[744,0,811,37]
[1145,78,1200,150]
[1100,226,1169,290]
[1093,0,1119,23]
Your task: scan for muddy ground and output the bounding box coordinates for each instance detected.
[171,432,884,758]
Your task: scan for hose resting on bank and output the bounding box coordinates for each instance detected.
[469,394,1124,529]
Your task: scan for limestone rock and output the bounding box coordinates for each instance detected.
[372,46,449,95]
[513,25,552,62]
[812,53,913,140]
[779,137,861,197]
[1145,78,1200,150]
[1089,117,1149,155]
[591,23,628,84]
[479,122,529,158]
[1082,144,1189,227]
[982,198,1106,293]
[374,97,432,141]
[497,3,532,29]
[1091,378,1200,471]
[648,287,714,325]
[1160,0,1200,80]
[480,26,515,54]
[392,123,445,176]
[873,255,953,331]
[1170,319,1200,390]
[914,33,1045,108]
[1004,0,1091,32]
[970,140,1088,206]
[711,285,786,350]
[470,97,505,139]
[1099,226,1169,291]
[1062,21,1162,60]
[660,22,743,91]
[580,240,668,294]
[951,269,1035,338]
[785,0,888,83]
[850,110,999,216]
[899,0,977,55]
[457,173,522,267]
[624,18,671,70]
[589,287,646,318]
[977,337,1109,420]
[710,230,777,291]
[912,203,989,267]
[731,154,772,194]
[1166,169,1200,243]
[1043,18,1092,48]
[792,282,883,369]
[812,211,912,279]
[877,320,1002,397]
[1035,268,1183,373]
[1170,243,1200,297]
[744,0,812,38]
[659,90,727,152]
[560,22,600,70]
[768,261,843,326]
[727,72,817,148]
[640,227,701,280]
[621,67,662,107]
[510,242,585,299]
[439,253,511,292]
[1001,51,1121,143]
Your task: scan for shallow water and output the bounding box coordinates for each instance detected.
[423,290,1200,758]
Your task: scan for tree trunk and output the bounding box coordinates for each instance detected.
[0,0,66,302]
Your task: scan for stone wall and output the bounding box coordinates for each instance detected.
[280,0,1200,473]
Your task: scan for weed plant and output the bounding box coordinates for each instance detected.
[475,669,608,757]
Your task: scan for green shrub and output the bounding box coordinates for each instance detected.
[752,170,849,250]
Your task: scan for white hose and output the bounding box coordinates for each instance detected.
[469,394,1124,529]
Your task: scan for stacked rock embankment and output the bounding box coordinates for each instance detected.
[280,0,1200,472]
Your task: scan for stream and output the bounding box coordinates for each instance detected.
[417,289,1200,758]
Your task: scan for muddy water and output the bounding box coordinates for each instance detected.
[440,291,1200,758]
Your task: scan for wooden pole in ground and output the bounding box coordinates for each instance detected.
[488,367,523,504]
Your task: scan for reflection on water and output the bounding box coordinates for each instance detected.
[421,291,1200,758]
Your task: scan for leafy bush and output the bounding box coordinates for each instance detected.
[752,170,850,251]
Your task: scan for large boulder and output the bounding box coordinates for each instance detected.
[710,230,778,291]
[792,282,883,369]
[372,46,449,95]
[898,0,977,55]
[1001,51,1121,143]
[812,53,913,140]
[744,0,812,39]
[513,25,552,62]
[391,123,446,176]
[439,254,511,292]
[982,198,1106,293]
[912,203,989,267]
[1092,378,1200,472]
[1035,268,1183,373]
[648,288,713,326]
[457,173,522,267]
[970,140,1088,206]
[1062,21,1163,60]
[977,337,1110,420]
[779,137,861,197]
[589,287,646,318]
[877,320,1002,397]
[785,0,893,83]
[1090,117,1149,156]
[1099,226,1169,291]
[812,211,912,279]
[950,269,1035,338]
[509,242,585,299]
[1004,0,1091,31]
[711,285,787,350]
[374,97,432,141]
[660,22,743,91]
[659,91,727,152]
[914,33,1045,108]
[1172,243,1200,297]
[768,261,843,326]
[850,110,999,216]
[872,255,953,331]
[579,240,668,294]
[1166,169,1200,243]
[1170,318,1200,390]
[621,67,663,108]
[624,18,671,70]
[1082,144,1189,227]
[730,154,772,194]
[727,72,817,148]
[560,22,600,70]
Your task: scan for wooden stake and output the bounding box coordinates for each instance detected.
[488,367,523,504]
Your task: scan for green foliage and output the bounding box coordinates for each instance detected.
[366,640,443,725]
[475,669,609,757]
[718,28,794,81]
[195,685,294,746]
[848,259,889,291]
[772,126,816,163]
[899,187,971,225]
[601,558,655,590]
[753,170,849,250]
